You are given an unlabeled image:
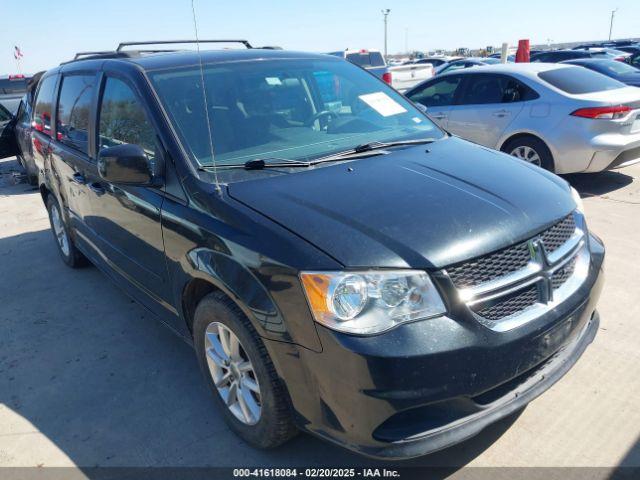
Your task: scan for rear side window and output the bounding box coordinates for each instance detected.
[538,67,626,94]
[345,52,385,68]
[98,77,157,159]
[503,76,539,102]
[57,75,95,154]
[408,76,463,107]
[34,75,58,138]
[459,74,505,105]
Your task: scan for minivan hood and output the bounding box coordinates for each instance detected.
[228,137,575,269]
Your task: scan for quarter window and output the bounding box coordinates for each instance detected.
[98,77,157,158]
[34,75,57,138]
[57,75,95,154]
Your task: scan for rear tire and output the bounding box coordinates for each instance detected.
[46,196,88,268]
[194,291,298,449]
[503,136,554,172]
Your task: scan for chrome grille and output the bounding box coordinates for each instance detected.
[448,214,576,289]
[447,242,530,289]
[540,215,576,253]
[444,211,589,332]
[552,255,577,290]
[472,284,539,321]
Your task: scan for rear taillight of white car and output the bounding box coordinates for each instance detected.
[571,105,632,120]
[382,72,392,85]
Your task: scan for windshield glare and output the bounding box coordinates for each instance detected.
[148,58,442,167]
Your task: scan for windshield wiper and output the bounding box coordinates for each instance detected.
[307,137,438,165]
[198,138,438,171]
[199,158,311,171]
[352,137,439,153]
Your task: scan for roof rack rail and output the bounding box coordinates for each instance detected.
[74,51,117,60]
[116,39,253,51]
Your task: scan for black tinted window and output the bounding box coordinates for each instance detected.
[34,75,57,138]
[345,52,385,68]
[459,74,505,104]
[538,67,626,94]
[503,76,539,102]
[57,75,95,154]
[408,76,463,107]
[98,77,156,158]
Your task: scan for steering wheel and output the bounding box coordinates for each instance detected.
[305,110,339,130]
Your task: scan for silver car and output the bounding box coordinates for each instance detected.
[405,63,640,173]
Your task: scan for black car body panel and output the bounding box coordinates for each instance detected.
[13,47,605,459]
[229,137,572,269]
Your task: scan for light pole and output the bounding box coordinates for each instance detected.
[381,9,391,58]
[609,8,618,41]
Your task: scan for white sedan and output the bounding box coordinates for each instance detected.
[405,63,640,173]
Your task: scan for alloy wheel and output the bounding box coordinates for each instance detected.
[50,204,70,257]
[204,322,262,425]
[510,145,542,167]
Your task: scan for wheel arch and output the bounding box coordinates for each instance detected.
[499,131,547,153]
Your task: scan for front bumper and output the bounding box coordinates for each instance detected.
[265,233,604,459]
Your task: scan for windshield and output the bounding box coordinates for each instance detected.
[148,58,442,168]
[538,67,626,94]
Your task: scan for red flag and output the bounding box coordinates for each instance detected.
[515,39,530,63]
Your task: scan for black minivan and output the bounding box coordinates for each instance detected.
[0,41,604,459]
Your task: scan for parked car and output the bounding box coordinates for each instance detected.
[562,58,640,87]
[0,42,605,460]
[434,57,501,75]
[12,72,44,185]
[411,56,462,68]
[328,49,392,84]
[328,48,434,92]
[0,103,18,159]
[531,49,596,63]
[0,74,32,113]
[387,61,435,92]
[572,47,631,62]
[405,63,640,173]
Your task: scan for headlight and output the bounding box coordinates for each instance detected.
[570,187,584,214]
[300,270,446,335]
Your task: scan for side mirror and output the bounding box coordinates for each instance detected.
[98,144,161,186]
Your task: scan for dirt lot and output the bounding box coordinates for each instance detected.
[0,156,638,471]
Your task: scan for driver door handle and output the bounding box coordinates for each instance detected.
[431,113,447,120]
[493,109,510,117]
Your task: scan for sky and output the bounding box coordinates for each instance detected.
[2,0,639,75]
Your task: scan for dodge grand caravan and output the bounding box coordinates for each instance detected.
[0,41,605,459]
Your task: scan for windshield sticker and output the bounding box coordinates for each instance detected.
[265,77,282,86]
[412,117,423,123]
[358,92,407,117]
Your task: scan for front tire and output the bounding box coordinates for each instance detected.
[46,196,87,268]
[194,292,298,449]
[503,136,554,172]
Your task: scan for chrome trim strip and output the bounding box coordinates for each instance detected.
[458,232,584,303]
[547,228,584,264]
[475,245,590,332]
